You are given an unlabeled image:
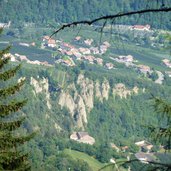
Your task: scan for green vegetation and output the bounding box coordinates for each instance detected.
[14,57,170,170]
[0,3,171,168]
[0,0,171,29]
[64,149,105,171]
[0,29,35,170]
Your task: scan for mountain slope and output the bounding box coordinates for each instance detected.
[0,0,170,29]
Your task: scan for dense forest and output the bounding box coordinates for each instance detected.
[0,0,171,29]
[10,61,170,170]
[0,24,171,169]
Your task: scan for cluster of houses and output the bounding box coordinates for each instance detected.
[70,132,95,145]
[41,35,114,69]
[135,140,153,153]
[111,140,155,164]
[15,53,52,66]
[111,55,152,75]
[112,24,151,32]
[111,55,135,67]
[2,34,114,69]
[42,36,56,48]
[3,53,52,67]
[134,140,155,164]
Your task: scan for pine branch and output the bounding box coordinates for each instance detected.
[0,64,21,81]
[0,29,35,170]
[0,132,36,149]
[0,117,25,131]
[0,79,25,98]
[0,46,11,58]
[0,57,10,70]
[51,7,171,37]
[153,97,171,117]
[0,100,27,117]
[0,152,30,170]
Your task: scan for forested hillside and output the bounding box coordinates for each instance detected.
[0,22,171,169]
[13,60,171,170]
[1,1,171,169]
[0,0,171,29]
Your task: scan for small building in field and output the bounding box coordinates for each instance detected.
[135,140,153,153]
[75,36,81,41]
[131,24,151,31]
[70,132,95,145]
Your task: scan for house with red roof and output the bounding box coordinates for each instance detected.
[131,24,151,31]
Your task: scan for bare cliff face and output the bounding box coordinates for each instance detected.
[30,77,51,109]
[77,74,94,111]
[58,74,112,129]
[58,91,75,116]
[113,83,139,99]
[58,83,87,129]
[30,74,140,130]
[95,80,110,102]
[101,79,110,100]
[30,77,62,133]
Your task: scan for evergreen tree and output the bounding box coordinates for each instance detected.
[0,28,35,171]
[151,97,171,152]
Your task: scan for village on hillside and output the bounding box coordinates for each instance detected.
[1,23,170,84]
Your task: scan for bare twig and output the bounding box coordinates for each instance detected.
[51,7,171,37]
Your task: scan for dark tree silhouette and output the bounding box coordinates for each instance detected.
[0,29,36,171]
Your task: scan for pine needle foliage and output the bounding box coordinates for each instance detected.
[151,97,171,152]
[0,29,35,171]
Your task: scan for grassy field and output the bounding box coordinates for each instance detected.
[64,149,127,171]
[64,149,106,171]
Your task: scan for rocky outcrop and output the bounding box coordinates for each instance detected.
[101,79,110,100]
[77,74,94,111]
[95,81,103,102]
[58,74,140,129]
[58,91,75,116]
[113,83,131,99]
[54,122,62,132]
[132,86,139,94]
[58,89,87,129]
[95,80,110,101]
[75,95,87,128]
[113,83,139,98]
[30,77,51,109]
